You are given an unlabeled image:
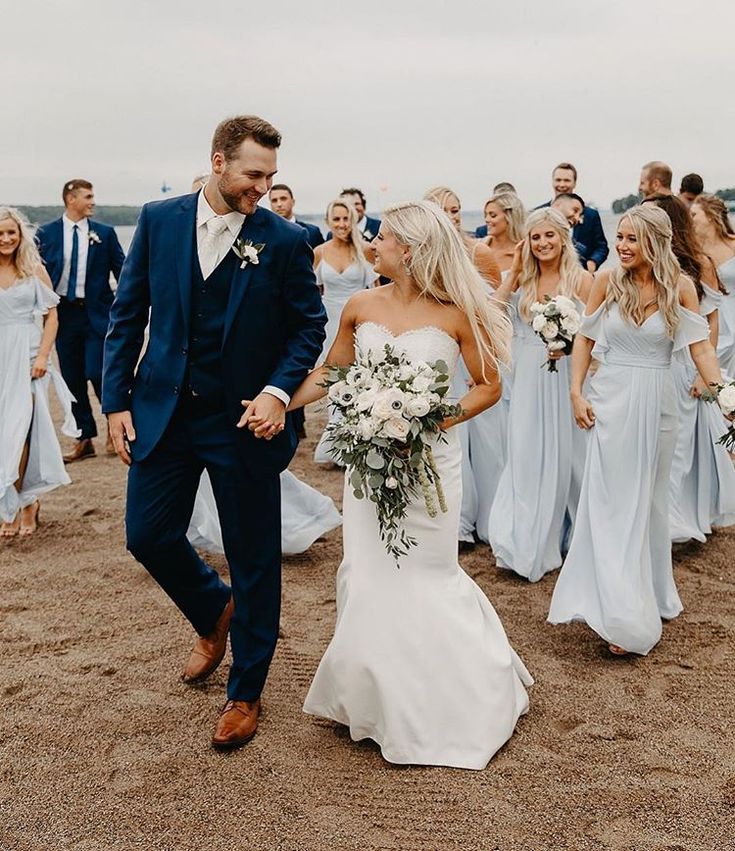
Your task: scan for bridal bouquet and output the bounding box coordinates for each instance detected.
[323,345,462,562]
[530,295,581,372]
[704,380,735,451]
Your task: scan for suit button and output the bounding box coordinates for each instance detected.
[173,386,179,394]
[181,348,188,355]
[200,287,206,294]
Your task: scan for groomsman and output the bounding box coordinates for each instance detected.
[678,173,704,208]
[638,161,674,199]
[36,179,126,461]
[269,184,324,249]
[538,163,609,272]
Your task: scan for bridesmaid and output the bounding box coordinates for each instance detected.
[423,186,502,546]
[690,194,735,377]
[487,208,592,581]
[482,191,527,275]
[463,191,528,543]
[645,195,735,541]
[314,200,376,464]
[0,207,78,537]
[548,205,725,656]
[423,186,501,285]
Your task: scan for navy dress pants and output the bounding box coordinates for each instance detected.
[125,402,282,701]
[56,300,104,440]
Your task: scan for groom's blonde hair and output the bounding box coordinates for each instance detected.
[382,200,512,372]
[211,115,281,160]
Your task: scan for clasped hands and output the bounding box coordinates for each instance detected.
[238,393,286,440]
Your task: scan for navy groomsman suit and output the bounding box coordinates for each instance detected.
[37,216,125,440]
[295,219,325,250]
[102,190,326,702]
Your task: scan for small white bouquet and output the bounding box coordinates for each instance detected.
[322,344,462,562]
[530,295,581,373]
[704,380,735,451]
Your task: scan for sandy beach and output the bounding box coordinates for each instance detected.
[1,401,734,851]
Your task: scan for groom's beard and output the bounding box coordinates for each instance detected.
[218,176,263,215]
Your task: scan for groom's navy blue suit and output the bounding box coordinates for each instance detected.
[102,192,326,701]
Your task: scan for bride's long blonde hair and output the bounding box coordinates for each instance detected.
[607,205,682,337]
[517,208,584,321]
[381,200,512,371]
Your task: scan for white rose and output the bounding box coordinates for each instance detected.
[405,395,431,417]
[553,295,577,314]
[371,388,406,420]
[530,301,546,315]
[560,315,581,335]
[541,321,559,341]
[243,246,260,265]
[385,477,399,490]
[358,417,380,440]
[547,340,566,352]
[382,417,410,441]
[356,386,379,412]
[412,374,433,393]
[398,364,416,381]
[532,314,547,332]
[718,384,735,413]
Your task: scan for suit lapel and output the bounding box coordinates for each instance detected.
[175,194,198,339]
[222,209,268,347]
[49,219,65,288]
[85,218,97,273]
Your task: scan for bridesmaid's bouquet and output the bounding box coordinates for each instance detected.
[530,295,582,372]
[323,345,462,562]
[704,380,735,451]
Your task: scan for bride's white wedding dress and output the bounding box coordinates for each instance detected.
[303,322,532,770]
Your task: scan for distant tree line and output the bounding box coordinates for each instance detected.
[612,187,735,214]
[16,205,141,226]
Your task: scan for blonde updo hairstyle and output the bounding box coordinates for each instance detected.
[485,192,527,243]
[0,206,42,279]
[517,207,584,321]
[381,200,512,372]
[607,204,684,337]
[325,199,367,265]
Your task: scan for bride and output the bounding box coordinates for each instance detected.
[284,200,532,770]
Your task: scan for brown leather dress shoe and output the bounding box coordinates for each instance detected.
[212,699,261,750]
[181,597,234,684]
[63,439,96,464]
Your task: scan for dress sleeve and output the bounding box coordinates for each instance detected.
[673,306,710,351]
[580,302,609,362]
[33,276,60,314]
[700,284,721,317]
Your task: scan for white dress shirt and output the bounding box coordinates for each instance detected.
[195,190,289,407]
[58,215,89,298]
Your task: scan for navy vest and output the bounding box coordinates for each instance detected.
[186,243,238,405]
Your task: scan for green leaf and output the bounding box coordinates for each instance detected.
[366,450,385,470]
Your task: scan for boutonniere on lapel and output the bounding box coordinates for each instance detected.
[88,230,102,245]
[232,238,265,269]
[363,229,374,241]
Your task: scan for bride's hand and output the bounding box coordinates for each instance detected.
[572,393,595,429]
[238,394,286,440]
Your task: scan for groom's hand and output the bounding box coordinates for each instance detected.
[237,394,286,440]
[107,410,136,465]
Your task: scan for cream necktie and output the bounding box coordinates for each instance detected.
[199,216,229,279]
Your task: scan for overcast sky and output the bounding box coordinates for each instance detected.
[3,0,734,213]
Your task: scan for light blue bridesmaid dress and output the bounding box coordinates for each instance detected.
[548,301,710,655]
[716,255,735,378]
[669,285,735,542]
[487,292,581,582]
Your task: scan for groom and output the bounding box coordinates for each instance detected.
[102,115,327,749]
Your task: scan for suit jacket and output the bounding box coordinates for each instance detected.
[36,217,126,336]
[295,219,325,250]
[537,201,609,269]
[475,224,488,239]
[101,193,327,473]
